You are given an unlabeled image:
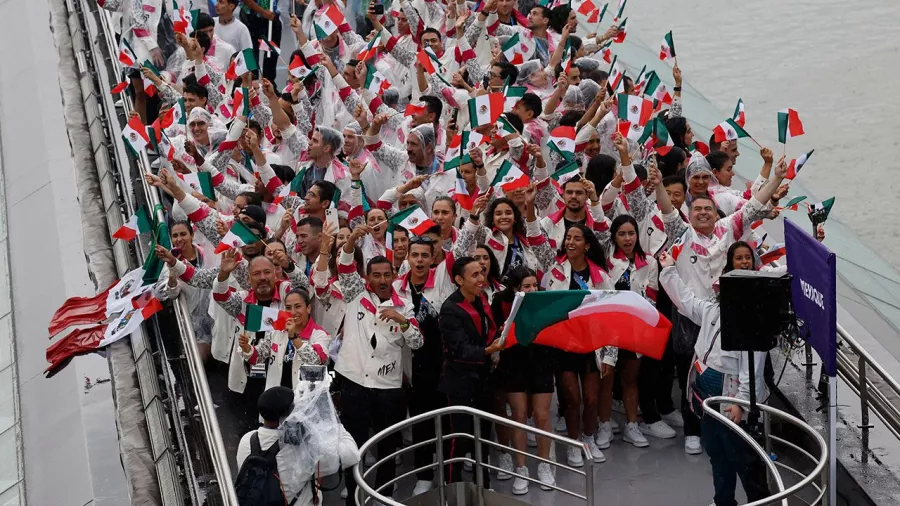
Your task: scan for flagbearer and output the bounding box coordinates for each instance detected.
[239,0,282,83]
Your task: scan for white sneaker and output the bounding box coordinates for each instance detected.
[580,433,606,463]
[365,452,375,466]
[496,452,513,480]
[595,421,613,449]
[610,417,621,434]
[340,487,348,499]
[662,410,685,428]
[464,452,473,472]
[640,420,677,439]
[555,416,567,432]
[412,480,433,495]
[623,422,650,448]
[511,466,529,495]
[685,435,703,455]
[537,462,555,490]
[526,418,537,447]
[566,446,584,467]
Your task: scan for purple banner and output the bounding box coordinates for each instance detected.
[785,219,837,376]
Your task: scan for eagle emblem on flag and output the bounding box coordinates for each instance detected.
[114,309,137,333]
[117,279,136,299]
[408,216,419,225]
[479,105,488,114]
[129,132,138,142]
[631,123,641,132]
[503,175,514,182]
[630,105,639,114]
[263,317,275,327]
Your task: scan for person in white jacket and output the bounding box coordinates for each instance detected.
[658,251,770,506]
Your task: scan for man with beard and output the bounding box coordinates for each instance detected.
[335,225,423,506]
[540,177,609,250]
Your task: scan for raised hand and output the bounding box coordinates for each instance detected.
[658,251,674,268]
[156,244,178,267]
[470,193,490,217]
[348,158,366,180]
[760,146,774,165]
[219,248,240,275]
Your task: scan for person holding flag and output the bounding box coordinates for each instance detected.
[237,0,283,83]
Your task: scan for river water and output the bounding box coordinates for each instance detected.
[624,0,900,269]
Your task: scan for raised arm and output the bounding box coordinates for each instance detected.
[339,225,370,302]
[211,249,246,318]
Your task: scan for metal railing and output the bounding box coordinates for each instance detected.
[82,2,238,504]
[702,396,829,506]
[354,405,595,506]
[834,323,900,450]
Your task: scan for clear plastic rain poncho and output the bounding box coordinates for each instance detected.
[278,367,343,482]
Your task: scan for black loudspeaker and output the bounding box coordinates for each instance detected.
[718,269,792,352]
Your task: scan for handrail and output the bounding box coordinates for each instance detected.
[702,396,828,506]
[354,405,595,506]
[86,4,238,504]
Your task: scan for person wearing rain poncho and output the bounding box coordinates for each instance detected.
[236,385,359,506]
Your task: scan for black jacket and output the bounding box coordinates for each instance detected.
[437,289,497,395]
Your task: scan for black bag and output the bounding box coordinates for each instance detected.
[234,433,288,506]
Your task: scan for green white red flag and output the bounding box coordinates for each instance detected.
[491,160,529,192]
[733,98,745,127]
[244,304,292,332]
[659,31,675,61]
[357,31,382,61]
[613,18,627,43]
[503,290,671,360]
[118,38,137,67]
[122,114,150,156]
[314,5,345,39]
[637,117,674,155]
[786,149,814,180]
[364,64,390,94]
[468,93,505,127]
[226,49,259,80]
[712,118,750,143]
[614,0,627,21]
[501,32,527,65]
[550,160,580,186]
[173,3,199,35]
[215,220,262,254]
[777,108,804,143]
[390,205,437,236]
[177,172,215,200]
[549,126,576,161]
[258,39,281,55]
[113,205,152,241]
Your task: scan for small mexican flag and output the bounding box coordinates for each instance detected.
[637,117,674,155]
[444,131,477,170]
[113,205,153,241]
[172,97,187,126]
[122,114,150,156]
[733,98,746,127]
[416,47,442,74]
[468,93,505,127]
[314,5,345,39]
[577,0,597,16]
[453,168,475,211]
[501,32,527,65]
[550,160,580,185]
[141,60,161,97]
[173,3,200,35]
[226,49,259,80]
[258,39,281,55]
[147,125,175,160]
[231,87,251,119]
[357,31,382,61]
[496,114,519,137]
[178,172,215,200]
[288,54,313,79]
[404,103,426,116]
[503,290,671,361]
[641,71,672,105]
[690,140,710,156]
[806,196,835,225]
[759,243,786,266]
[215,220,262,254]
[777,107,804,143]
[712,118,750,143]
[659,31,675,61]
[244,304,292,332]
[549,126,576,161]
[491,160,529,192]
[390,204,436,236]
[364,64,390,94]
[110,81,129,94]
[613,18,627,43]
[608,56,625,92]
[776,195,807,212]
[118,39,137,67]
[786,149,814,180]
[617,93,653,126]
[599,41,614,63]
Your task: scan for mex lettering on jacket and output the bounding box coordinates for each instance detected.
[377,361,397,377]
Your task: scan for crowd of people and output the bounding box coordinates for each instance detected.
[102,0,826,505]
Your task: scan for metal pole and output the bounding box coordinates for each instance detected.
[435,415,446,506]
[763,410,774,493]
[473,413,485,506]
[584,453,595,506]
[828,376,837,506]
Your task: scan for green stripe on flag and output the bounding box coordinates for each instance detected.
[244,304,267,331]
[135,205,153,233]
[389,204,421,226]
[513,291,589,345]
[550,160,579,182]
[196,172,215,200]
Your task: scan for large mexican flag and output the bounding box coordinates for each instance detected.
[504,290,671,359]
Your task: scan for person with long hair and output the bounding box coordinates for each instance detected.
[531,220,612,466]
[596,215,660,450]
[457,194,544,284]
[472,244,505,302]
[490,266,556,494]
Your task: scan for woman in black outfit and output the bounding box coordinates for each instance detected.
[439,257,506,488]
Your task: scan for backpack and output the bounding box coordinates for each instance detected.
[234,433,290,506]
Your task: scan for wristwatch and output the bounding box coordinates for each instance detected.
[400,320,410,332]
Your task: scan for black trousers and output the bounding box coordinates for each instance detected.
[339,378,407,505]
[639,340,677,424]
[676,352,702,437]
[409,381,444,481]
[444,391,492,489]
[240,13,283,85]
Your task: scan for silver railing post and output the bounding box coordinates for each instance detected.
[473,413,485,506]
[435,414,446,506]
[584,453,595,506]
[763,410,774,492]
